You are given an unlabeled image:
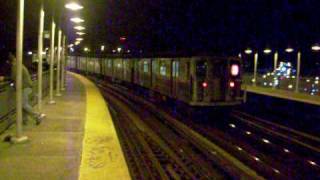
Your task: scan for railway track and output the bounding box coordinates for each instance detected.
[90,76,319,179]
[96,79,262,179]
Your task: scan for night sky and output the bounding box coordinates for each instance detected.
[1,0,320,74]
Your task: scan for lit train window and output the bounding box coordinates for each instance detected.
[143,61,149,73]
[160,65,166,76]
[173,61,179,77]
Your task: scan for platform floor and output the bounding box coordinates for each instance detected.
[243,85,320,106]
[0,72,130,180]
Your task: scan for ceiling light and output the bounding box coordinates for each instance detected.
[65,2,83,11]
[74,26,85,30]
[76,32,86,36]
[70,17,84,23]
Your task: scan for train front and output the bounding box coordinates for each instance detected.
[191,57,243,106]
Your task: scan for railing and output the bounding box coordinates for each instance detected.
[243,73,320,96]
[0,71,50,134]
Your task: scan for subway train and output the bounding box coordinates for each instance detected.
[67,55,244,107]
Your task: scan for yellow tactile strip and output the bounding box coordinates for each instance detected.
[70,72,131,180]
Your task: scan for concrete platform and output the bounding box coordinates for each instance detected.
[243,85,320,106]
[0,72,131,180]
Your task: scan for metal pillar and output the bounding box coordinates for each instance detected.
[48,20,56,104]
[37,5,44,112]
[253,53,258,86]
[61,35,66,91]
[273,51,278,71]
[295,52,301,93]
[56,30,62,96]
[12,0,28,143]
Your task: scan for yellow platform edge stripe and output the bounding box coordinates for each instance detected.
[70,72,131,180]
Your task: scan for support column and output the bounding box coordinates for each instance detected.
[295,52,301,93]
[56,30,62,96]
[253,53,258,86]
[61,35,66,91]
[12,0,28,143]
[37,4,44,112]
[48,20,56,104]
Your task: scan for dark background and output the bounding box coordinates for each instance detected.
[1,0,320,75]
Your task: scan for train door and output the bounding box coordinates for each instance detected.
[195,59,208,102]
[172,59,179,98]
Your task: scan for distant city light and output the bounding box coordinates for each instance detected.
[70,17,84,23]
[229,123,236,128]
[263,48,272,54]
[244,49,253,54]
[311,45,320,51]
[76,32,86,36]
[65,2,83,11]
[112,49,116,53]
[120,36,126,41]
[74,26,85,30]
[84,47,89,52]
[127,49,131,53]
[27,51,32,55]
[101,45,105,52]
[117,47,122,53]
[285,48,294,53]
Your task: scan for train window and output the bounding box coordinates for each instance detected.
[173,61,179,77]
[143,61,149,73]
[196,60,207,78]
[160,65,166,76]
[108,60,112,68]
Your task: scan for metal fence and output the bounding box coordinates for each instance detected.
[243,73,320,96]
[0,71,50,134]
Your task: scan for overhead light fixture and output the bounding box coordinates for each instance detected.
[263,48,272,54]
[65,2,83,11]
[244,48,253,54]
[285,48,294,53]
[75,41,81,45]
[74,26,85,30]
[76,32,86,36]
[101,45,105,51]
[76,38,83,41]
[70,17,84,23]
[117,47,122,53]
[311,45,320,51]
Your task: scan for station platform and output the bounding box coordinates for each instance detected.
[243,85,320,106]
[0,72,131,180]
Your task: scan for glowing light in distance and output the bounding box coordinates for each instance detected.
[262,138,270,144]
[28,51,33,55]
[245,131,252,135]
[285,48,294,53]
[84,47,89,52]
[253,156,260,161]
[263,48,272,54]
[231,64,240,76]
[101,45,105,51]
[76,32,86,36]
[283,148,290,153]
[229,123,236,128]
[308,160,317,166]
[311,45,320,51]
[68,44,74,48]
[65,2,83,11]
[74,26,85,30]
[236,146,243,151]
[244,49,253,54]
[76,38,83,41]
[117,47,122,53]
[75,41,80,45]
[70,17,84,23]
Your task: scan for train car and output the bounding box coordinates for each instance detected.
[68,55,243,107]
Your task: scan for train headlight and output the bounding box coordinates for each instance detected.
[231,64,239,76]
[202,82,208,88]
[229,81,235,88]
